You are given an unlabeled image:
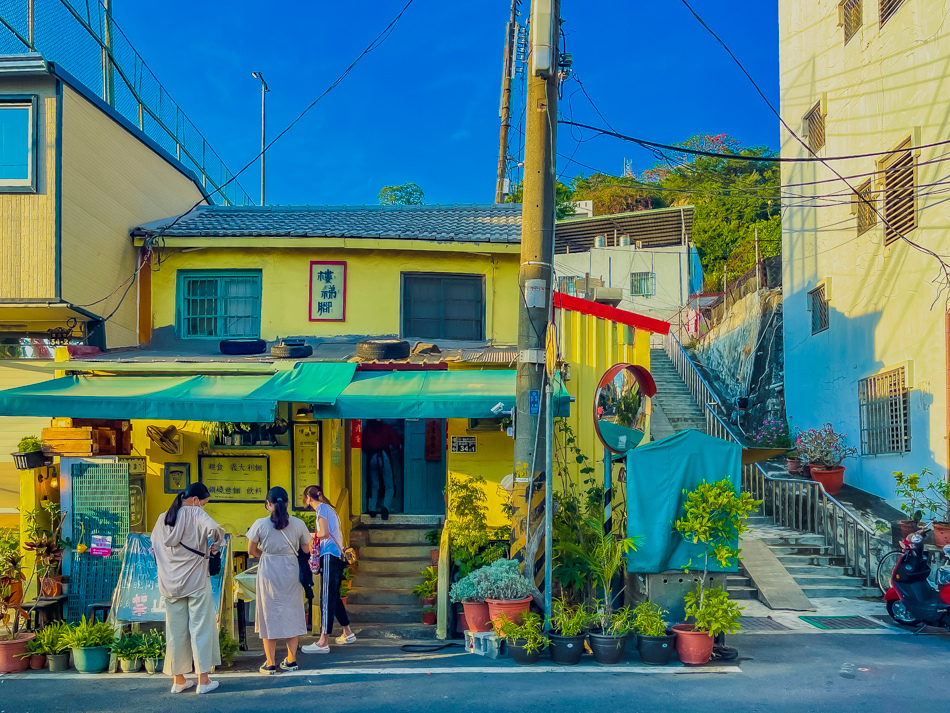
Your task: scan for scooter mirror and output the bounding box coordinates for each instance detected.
[943,544,950,557]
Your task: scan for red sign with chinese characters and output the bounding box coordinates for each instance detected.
[309,261,347,321]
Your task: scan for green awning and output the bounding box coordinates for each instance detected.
[0,362,358,422]
[309,369,572,420]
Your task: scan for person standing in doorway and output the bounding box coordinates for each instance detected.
[151,482,224,695]
[301,485,355,653]
[246,486,311,675]
[362,419,399,519]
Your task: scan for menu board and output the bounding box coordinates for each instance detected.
[198,455,269,503]
[293,423,321,511]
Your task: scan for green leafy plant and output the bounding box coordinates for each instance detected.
[64,616,115,648]
[586,601,635,637]
[632,601,669,637]
[548,599,588,636]
[893,469,932,524]
[219,629,239,667]
[447,473,508,578]
[928,477,950,525]
[424,530,441,547]
[448,572,481,603]
[683,583,743,637]
[469,559,532,601]
[422,605,437,615]
[17,435,43,454]
[109,633,143,660]
[340,567,353,598]
[560,523,639,614]
[23,501,68,581]
[31,622,71,655]
[137,629,166,659]
[492,611,549,653]
[412,566,438,599]
[17,636,46,658]
[795,424,858,468]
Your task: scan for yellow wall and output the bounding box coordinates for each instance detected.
[446,417,513,529]
[149,248,520,345]
[59,86,205,348]
[0,76,57,300]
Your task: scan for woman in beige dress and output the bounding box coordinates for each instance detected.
[246,486,311,674]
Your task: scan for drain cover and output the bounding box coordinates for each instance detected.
[799,616,884,630]
[738,617,790,631]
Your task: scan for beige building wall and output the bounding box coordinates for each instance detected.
[780,0,950,499]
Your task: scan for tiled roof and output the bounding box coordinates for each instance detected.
[131,204,523,243]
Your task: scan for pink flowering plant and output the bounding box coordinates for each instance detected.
[795,424,858,468]
[749,419,792,450]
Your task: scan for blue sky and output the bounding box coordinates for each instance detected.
[113,1,779,206]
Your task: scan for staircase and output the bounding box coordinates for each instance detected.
[649,348,707,437]
[346,525,436,639]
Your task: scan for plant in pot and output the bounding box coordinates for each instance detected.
[893,469,930,538]
[16,635,48,670]
[795,425,857,496]
[547,599,588,665]
[672,478,759,665]
[219,628,239,667]
[424,529,441,566]
[750,419,796,472]
[586,603,635,665]
[110,632,144,672]
[139,629,166,674]
[12,435,47,470]
[632,602,676,665]
[928,476,950,547]
[492,611,549,665]
[474,559,534,624]
[412,566,438,606]
[0,528,24,611]
[64,615,115,674]
[422,605,437,625]
[449,571,489,632]
[23,501,68,597]
[0,532,33,674]
[34,621,71,671]
[447,473,507,579]
[340,567,353,606]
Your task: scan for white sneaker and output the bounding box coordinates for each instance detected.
[301,643,330,654]
[171,680,195,694]
[196,680,219,694]
[335,633,357,644]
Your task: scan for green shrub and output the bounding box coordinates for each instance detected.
[492,611,549,653]
[64,616,115,648]
[17,436,43,454]
[219,629,239,667]
[632,602,669,637]
[33,622,72,655]
[470,559,532,601]
[109,633,143,660]
[683,584,742,637]
[137,629,166,659]
[548,599,587,636]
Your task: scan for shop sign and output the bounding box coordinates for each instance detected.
[308,260,346,321]
[292,423,321,511]
[198,455,269,503]
[450,436,477,454]
[90,534,112,557]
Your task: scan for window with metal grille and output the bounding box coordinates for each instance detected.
[808,285,829,334]
[630,272,655,297]
[840,0,862,43]
[804,102,825,152]
[402,273,484,341]
[881,139,916,245]
[855,180,877,236]
[879,0,906,26]
[177,270,262,339]
[858,366,910,455]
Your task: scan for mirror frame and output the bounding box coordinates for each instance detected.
[592,363,658,453]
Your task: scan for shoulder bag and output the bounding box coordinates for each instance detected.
[180,540,221,576]
[277,526,314,594]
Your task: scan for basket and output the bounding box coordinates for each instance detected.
[12,450,49,470]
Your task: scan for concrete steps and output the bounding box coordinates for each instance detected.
[649,349,706,436]
[762,536,876,601]
[726,574,758,600]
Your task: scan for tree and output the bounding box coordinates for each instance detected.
[505,180,577,219]
[378,182,425,205]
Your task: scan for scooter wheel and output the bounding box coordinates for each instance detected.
[886,598,921,626]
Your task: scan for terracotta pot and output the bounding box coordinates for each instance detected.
[461,601,492,632]
[809,464,845,496]
[898,520,919,539]
[786,457,803,474]
[671,624,714,665]
[40,575,63,598]
[340,596,348,607]
[29,654,46,670]
[933,522,950,547]
[421,595,436,606]
[0,633,35,674]
[430,549,439,565]
[422,611,436,625]
[486,596,532,626]
[457,611,468,633]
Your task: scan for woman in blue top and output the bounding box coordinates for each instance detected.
[300,485,355,653]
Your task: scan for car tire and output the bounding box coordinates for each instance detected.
[356,339,411,361]
[270,343,314,358]
[219,338,267,355]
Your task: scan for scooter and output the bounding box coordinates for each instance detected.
[883,523,950,631]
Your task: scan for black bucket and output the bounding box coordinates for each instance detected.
[588,632,628,665]
[637,632,676,666]
[549,633,586,665]
[508,638,541,666]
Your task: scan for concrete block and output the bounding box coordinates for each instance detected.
[464,630,506,659]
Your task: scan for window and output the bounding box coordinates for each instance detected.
[177,271,262,339]
[881,139,916,245]
[804,102,825,152]
[630,272,656,297]
[858,366,910,455]
[808,285,829,334]
[855,180,877,236]
[879,0,906,26]
[402,273,484,341]
[839,0,862,43]
[0,98,35,190]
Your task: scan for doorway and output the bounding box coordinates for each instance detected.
[361,418,445,516]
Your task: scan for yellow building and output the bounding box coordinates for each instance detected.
[780,0,950,500]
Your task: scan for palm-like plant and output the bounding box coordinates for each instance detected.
[560,519,639,614]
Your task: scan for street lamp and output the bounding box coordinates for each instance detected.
[251,72,270,206]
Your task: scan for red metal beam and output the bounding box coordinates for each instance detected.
[553,292,671,334]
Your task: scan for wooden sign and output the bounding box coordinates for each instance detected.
[292,423,321,510]
[309,261,346,321]
[198,455,269,503]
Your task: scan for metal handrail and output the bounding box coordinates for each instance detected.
[661,332,875,586]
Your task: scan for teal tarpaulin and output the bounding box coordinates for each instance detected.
[625,429,742,574]
[245,362,357,403]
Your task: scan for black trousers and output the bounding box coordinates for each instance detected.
[320,554,350,635]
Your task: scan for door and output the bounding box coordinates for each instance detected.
[403,418,446,515]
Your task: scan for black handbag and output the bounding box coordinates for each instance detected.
[181,542,221,576]
[278,528,314,595]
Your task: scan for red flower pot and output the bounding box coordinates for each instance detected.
[29,654,46,670]
[933,523,950,547]
[671,624,713,665]
[786,458,803,474]
[462,601,492,632]
[898,520,919,539]
[457,611,468,633]
[486,597,533,626]
[809,465,845,496]
[422,611,436,625]
[0,633,34,674]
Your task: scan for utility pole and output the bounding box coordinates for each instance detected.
[754,226,762,288]
[102,0,114,107]
[512,0,559,621]
[252,72,270,206]
[494,0,519,203]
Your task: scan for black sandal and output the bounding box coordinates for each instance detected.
[259,664,279,675]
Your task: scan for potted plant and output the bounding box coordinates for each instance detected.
[447,473,508,579]
[139,629,166,674]
[785,449,803,475]
[23,502,68,597]
[632,602,676,665]
[219,629,239,667]
[422,605,437,625]
[586,603,635,665]
[424,529,441,566]
[34,621,71,671]
[412,566,438,606]
[928,477,950,547]
[795,425,857,496]
[547,599,588,665]
[0,533,32,674]
[12,435,47,470]
[340,567,353,606]
[110,632,144,672]
[492,611,549,665]
[474,559,534,624]
[449,571,490,633]
[673,479,758,665]
[0,528,24,612]
[18,636,47,670]
[63,615,115,673]
[893,469,931,538]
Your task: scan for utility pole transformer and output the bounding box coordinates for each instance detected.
[494,0,520,204]
[511,0,559,608]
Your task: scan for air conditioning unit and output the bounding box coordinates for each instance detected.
[587,286,623,306]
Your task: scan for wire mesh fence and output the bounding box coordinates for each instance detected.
[0,0,253,205]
